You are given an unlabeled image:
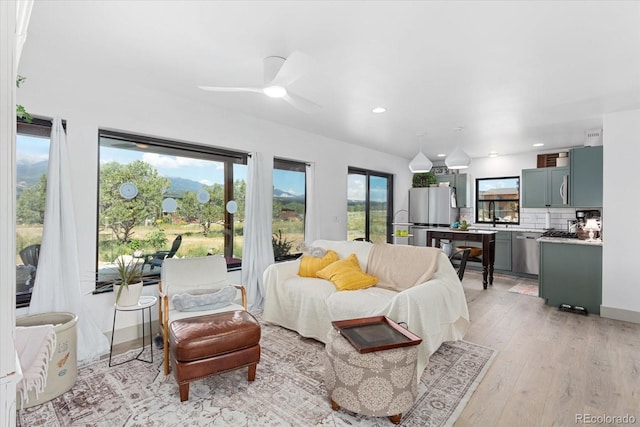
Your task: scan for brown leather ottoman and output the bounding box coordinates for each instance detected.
[169,310,261,402]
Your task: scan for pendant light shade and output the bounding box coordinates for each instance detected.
[445,146,471,169]
[408,151,433,173]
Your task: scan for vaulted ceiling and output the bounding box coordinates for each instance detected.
[21,1,640,161]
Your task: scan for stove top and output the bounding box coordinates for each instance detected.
[541,230,578,239]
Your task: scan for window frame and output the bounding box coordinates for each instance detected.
[347,167,394,243]
[475,176,521,225]
[95,130,248,291]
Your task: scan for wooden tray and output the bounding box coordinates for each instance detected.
[331,316,422,353]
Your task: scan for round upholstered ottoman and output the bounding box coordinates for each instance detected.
[324,328,418,424]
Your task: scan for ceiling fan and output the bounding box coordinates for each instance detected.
[199,51,321,113]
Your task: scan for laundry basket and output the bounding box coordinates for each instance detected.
[16,312,78,409]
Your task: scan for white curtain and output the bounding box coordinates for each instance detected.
[304,162,320,243]
[15,0,34,69]
[29,118,110,365]
[241,152,275,310]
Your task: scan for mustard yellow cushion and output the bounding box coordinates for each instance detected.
[298,250,339,277]
[316,253,378,291]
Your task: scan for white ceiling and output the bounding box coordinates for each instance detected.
[23,1,640,161]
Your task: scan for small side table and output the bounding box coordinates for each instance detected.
[109,295,157,367]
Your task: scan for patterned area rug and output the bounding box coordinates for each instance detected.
[18,321,495,427]
[508,283,539,297]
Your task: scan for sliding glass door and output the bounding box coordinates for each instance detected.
[347,168,393,243]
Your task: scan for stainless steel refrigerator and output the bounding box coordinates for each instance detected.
[409,187,459,226]
[409,187,459,247]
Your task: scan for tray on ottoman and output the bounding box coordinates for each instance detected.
[331,316,422,353]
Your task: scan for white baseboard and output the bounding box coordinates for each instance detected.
[600,305,640,324]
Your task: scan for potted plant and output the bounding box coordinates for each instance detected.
[412,172,437,188]
[113,255,144,306]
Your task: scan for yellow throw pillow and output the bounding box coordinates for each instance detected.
[316,253,378,291]
[298,250,339,277]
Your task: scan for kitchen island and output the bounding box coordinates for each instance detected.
[425,228,497,289]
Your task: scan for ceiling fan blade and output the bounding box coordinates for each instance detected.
[269,51,314,87]
[198,86,263,94]
[283,92,322,113]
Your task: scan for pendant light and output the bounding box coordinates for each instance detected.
[445,127,471,169]
[408,134,433,173]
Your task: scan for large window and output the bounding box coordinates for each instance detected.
[347,168,393,243]
[272,158,306,259]
[97,131,247,287]
[16,119,53,307]
[476,176,520,225]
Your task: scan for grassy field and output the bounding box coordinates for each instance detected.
[17,211,389,266]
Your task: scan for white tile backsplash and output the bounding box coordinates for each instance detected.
[460,206,583,231]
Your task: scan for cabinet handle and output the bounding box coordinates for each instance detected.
[560,175,568,204]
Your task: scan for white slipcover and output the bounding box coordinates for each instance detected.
[262,240,470,380]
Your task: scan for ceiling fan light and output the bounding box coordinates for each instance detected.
[409,151,433,173]
[445,147,471,169]
[263,85,287,98]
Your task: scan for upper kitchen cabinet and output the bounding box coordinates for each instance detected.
[435,173,471,208]
[521,167,569,208]
[569,146,603,207]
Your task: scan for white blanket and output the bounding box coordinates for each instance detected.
[16,324,57,407]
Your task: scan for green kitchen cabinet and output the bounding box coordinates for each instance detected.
[539,241,602,314]
[493,231,512,271]
[570,146,603,207]
[435,173,470,208]
[521,167,569,208]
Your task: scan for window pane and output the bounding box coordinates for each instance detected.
[272,161,306,258]
[232,163,247,262]
[347,169,393,243]
[347,173,366,241]
[476,177,520,224]
[369,175,389,243]
[16,133,50,304]
[97,134,246,285]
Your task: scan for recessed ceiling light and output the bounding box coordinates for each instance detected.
[488,152,499,158]
[533,143,544,147]
[372,107,386,113]
[437,153,446,157]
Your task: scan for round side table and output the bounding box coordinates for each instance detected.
[109,295,157,367]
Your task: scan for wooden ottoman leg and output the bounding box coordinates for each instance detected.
[247,363,257,381]
[179,383,190,402]
[330,399,340,411]
[388,414,402,424]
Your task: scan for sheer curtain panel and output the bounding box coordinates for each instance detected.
[241,152,275,310]
[28,118,109,364]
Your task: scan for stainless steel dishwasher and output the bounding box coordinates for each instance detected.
[512,231,542,275]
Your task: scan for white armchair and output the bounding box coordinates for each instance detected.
[159,256,247,375]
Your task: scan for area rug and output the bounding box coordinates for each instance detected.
[17,321,495,427]
[508,283,539,297]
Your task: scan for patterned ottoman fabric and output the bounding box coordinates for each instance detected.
[324,327,418,420]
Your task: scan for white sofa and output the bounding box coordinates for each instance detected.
[262,240,470,379]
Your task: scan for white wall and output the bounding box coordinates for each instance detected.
[601,109,640,320]
[15,59,413,341]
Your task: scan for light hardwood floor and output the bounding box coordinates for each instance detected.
[456,269,640,427]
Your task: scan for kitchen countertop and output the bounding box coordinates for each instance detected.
[469,225,544,233]
[538,237,603,246]
[425,227,497,234]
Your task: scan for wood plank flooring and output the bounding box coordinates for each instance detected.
[456,270,640,427]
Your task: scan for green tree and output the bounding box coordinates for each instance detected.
[16,174,46,224]
[99,161,170,243]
